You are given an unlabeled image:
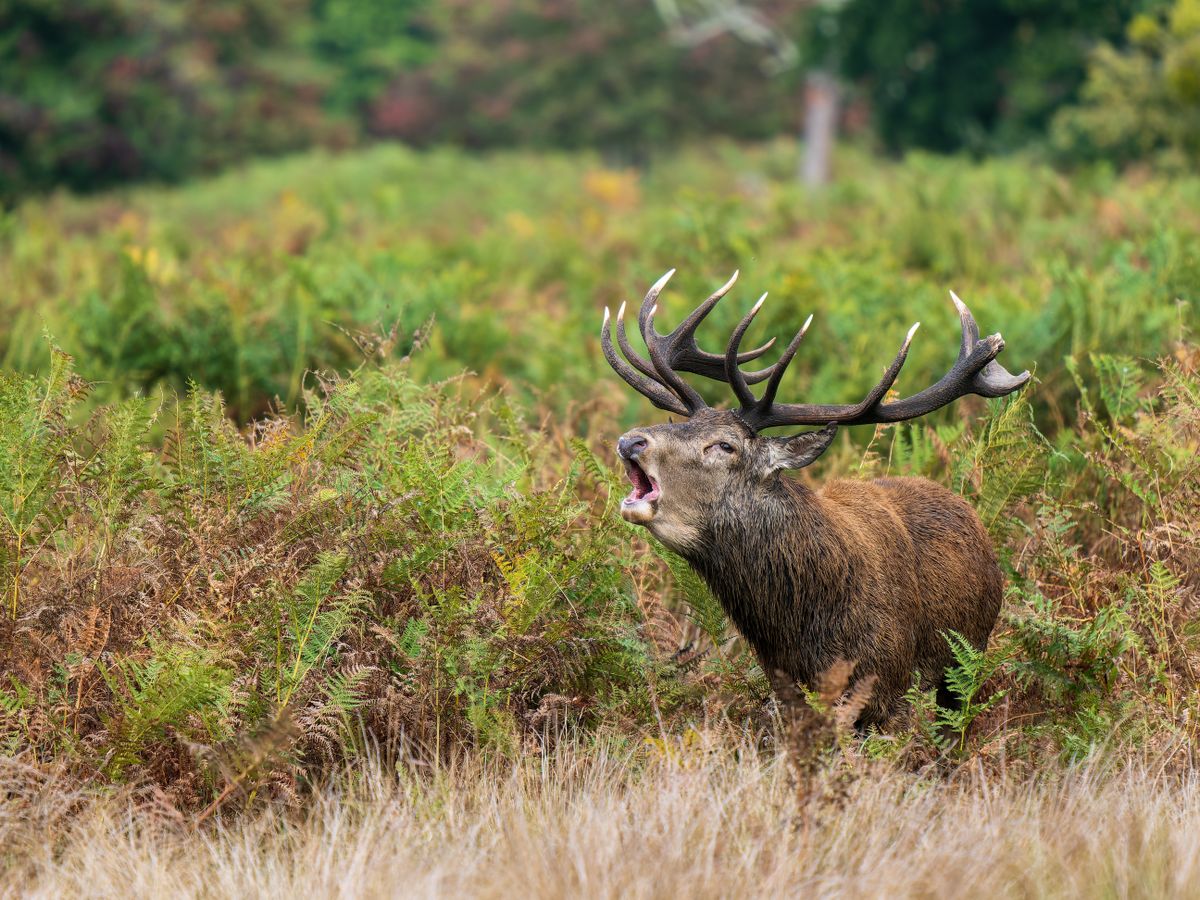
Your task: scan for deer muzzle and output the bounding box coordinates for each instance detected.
[617,433,660,524]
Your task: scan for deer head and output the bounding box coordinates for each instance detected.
[600,270,1030,553]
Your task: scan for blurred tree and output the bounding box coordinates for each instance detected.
[0,0,1165,200]
[1052,0,1200,167]
[827,0,1150,154]
[0,0,345,200]
[368,0,804,156]
[309,0,436,116]
[653,0,800,75]
[652,0,842,187]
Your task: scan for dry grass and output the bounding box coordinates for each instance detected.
[4,739,1200,899]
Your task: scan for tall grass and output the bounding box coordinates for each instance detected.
[4,743,1200,899]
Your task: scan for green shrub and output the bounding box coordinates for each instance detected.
[829,0,1142,154]
[0,0,348,201]
[0,347,749,811]
[1053,0,1200,168]
[2,147,1199,810]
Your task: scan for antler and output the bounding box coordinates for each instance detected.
[601,269,778,416]
[601,271,1031,430]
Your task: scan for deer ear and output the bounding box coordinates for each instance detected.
[764,423,838,471]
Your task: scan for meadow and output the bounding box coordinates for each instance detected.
[1,142,1198,896]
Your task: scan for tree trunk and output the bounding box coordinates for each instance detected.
[802,69,839,188]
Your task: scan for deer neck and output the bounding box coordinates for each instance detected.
[683,478,848,673]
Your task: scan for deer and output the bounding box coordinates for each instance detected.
[599,270,1030,727]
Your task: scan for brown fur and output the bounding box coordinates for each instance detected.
[617,409,1003,727]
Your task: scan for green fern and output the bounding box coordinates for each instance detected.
[81,395,158,586]
[652,543,728,647]
[934,630,1008,752]
[1093,354,1146,423]
[320,666,373,713]
[276,552,367,705]
[101,646,232,777]
[956,393,1049,538]
[0,346,80,618]
[569,437,624,512]
[1006,590,1135,705]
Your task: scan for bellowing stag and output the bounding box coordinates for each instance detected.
[600,270,1030,727]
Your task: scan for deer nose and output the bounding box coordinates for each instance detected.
[617,434,648,460]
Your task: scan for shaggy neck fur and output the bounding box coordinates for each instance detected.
[682,476,855,684]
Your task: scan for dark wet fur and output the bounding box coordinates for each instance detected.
[684,471,1001,728]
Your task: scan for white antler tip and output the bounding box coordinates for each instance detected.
[751,292,767,313]
[949,290,967,313]
[651,268,676,294]
[802,313,814,333]
[716,269,740,294]
[617,301,627,319]
[602,307,610,323]
[649,303,659,319]
[905,322,921,343]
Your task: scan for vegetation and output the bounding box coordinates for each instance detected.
[1,329,1197,802]
[1,143,1198,887]
[0,0,798,199]
[828,0,1146,154]
[5,749,1200,897]
[3,142,1197,425]
[1053,0,1200,169]
[0,0,350,200]
[3,1,1186,200]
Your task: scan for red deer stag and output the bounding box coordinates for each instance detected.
[600,270,1030,727]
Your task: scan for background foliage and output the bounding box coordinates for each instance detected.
[826,0,1149,153]
[3,0,1192,201]
[1052,0,1200,168]
[0,0,349,199]
[2,142,1195,426]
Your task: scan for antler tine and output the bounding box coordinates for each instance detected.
[614,302,658,380]
[608,268,706,412]
[634,270,710,407]
[636,268,677,338]
[952,290,980,356]
[601,308,690,415]
[846,322,921,415]
[658,271,778,383]
[950,291,1030,397]
[645,302,708,410]
[724,294,768,408]
[635,270,778,384]
[639,268,732,338]
[603,268,774,419]
[754,313,813,411]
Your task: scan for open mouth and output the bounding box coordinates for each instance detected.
[622,458,660,506]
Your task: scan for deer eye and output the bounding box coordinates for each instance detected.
[716,441,735,453]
